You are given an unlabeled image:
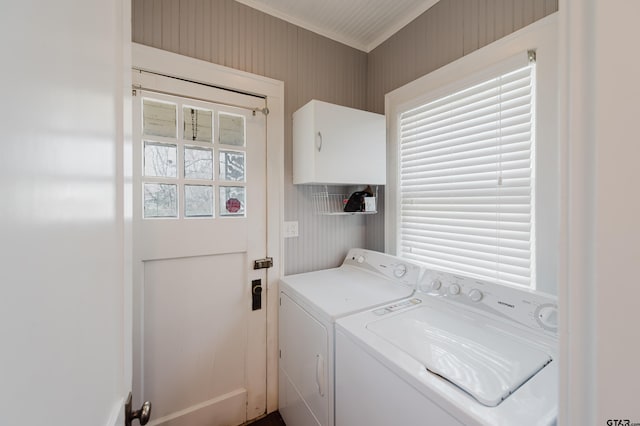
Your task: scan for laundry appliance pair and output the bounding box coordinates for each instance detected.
[278,249,557,426]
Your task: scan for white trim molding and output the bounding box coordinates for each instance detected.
[559,0,640,424]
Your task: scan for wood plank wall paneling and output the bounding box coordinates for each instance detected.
[131,0,558,273]
[366,0,558,114]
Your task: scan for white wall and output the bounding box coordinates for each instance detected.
[0,1,131,425]
[561,0,640,424]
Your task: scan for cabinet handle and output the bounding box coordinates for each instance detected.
[316,353,325,397]
[316,131,323,152]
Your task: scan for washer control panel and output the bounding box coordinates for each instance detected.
[418,269,558,335]
[373,298,422,316]
[342,249,422,289]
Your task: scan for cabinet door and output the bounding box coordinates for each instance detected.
[314,102,385,185]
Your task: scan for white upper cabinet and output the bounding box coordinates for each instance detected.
[293,100,386,185]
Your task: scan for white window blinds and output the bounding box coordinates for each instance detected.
[398,54,536,288]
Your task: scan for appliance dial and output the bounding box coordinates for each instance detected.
[468,289,483,302]
[431,279,442,291]
[356,255,365,264]
[448,283,461,295]
[535,304,558,331]
[393,264,407,278]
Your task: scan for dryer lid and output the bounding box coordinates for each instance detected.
[366,306,552,407]
[281,267,414,320]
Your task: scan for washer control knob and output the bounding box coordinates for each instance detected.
[468,289,483,302]
[538,305,558,328]
[393,264,407,278]
[356,255,365,264]
[448,283,461,296]
[431,279,442,291]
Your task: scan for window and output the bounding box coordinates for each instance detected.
[397,52,536,289]
[140,96,247,219]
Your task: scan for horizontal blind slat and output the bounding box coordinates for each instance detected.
[400,97,531,143]
[400,247,531,284]
[400,109,531,148]
[400,131,528,158]
[398,203,531,214]
[400,237,531,264]
[400,195,531,205]
[399,234,531,258]
[400,223,530,242]
[400,252,531,287]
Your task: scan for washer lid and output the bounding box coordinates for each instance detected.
[366,306,552,407]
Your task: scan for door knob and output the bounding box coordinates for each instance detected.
[125,392,152,426]
[252,279,263,311]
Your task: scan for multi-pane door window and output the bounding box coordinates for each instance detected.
[398,54,536,289]
[141,96,247,219]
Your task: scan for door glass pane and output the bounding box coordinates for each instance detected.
[219,113,245,146]
[144,142,177,178]
[143,99,177,138]
[219,150,245,181]
[185,185,214,217]
[183,107,213,142]
[184,146,213,180]
[220,186,245,217]
[144,183,178,218]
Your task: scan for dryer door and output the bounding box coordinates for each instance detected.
[279,293,329,426]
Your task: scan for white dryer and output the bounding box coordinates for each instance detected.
[278,249,423,426]
[335,270,559,426]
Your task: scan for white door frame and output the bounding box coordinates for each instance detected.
[131,42,284,414]
[559,1,640,424]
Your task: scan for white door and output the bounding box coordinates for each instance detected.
[132,71,268,426]
[0,1,133,426]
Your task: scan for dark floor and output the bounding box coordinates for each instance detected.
[247,411,286,426]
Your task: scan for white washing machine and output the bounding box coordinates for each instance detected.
[278,249,423,426]
[335,269,559,426]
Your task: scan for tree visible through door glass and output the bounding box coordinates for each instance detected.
[185,185,214,217]
[184,147,214,180]
[144,183,178,218]
[219,151,245,181]
[144,142,177,178]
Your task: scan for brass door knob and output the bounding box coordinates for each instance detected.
[125,393,152,426]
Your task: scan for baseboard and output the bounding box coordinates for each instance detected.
[148,388,247,426]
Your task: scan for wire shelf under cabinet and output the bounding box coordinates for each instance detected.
[312,186,378,215]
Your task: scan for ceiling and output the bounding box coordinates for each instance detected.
[233,0,440,52]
